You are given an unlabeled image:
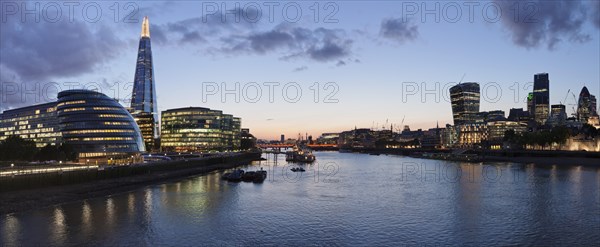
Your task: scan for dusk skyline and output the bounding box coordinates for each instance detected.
[1,1,599,139]
[1,2,600,246]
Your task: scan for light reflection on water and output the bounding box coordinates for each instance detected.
[1,152,599,246]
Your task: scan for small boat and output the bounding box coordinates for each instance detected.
[241,171,256,182]
[227,169,245,182]
[290,167,306,172]
[286,146,316,163]
[253,169,267,183]
[221,172,232,180]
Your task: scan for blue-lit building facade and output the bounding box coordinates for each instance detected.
[0,90,145,164]
[532,73,550,125]
[161,107,241,153]
[57,90,145,164]
[131,16,159,151]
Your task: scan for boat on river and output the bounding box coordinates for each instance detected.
[286,146,316,163]
[290,167,306,172]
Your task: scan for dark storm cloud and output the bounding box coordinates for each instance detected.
[380,18,419,43]
[592,1,600,29]
[0,19,124,82]
[220,24,353,63]
[0,15,124,110]
[180,31,206,44]
[154,7,260,46]
[247,30,295,53]
[150,24,169,45]
[494,0,592,49]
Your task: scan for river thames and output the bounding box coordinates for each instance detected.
[1,152,599,246]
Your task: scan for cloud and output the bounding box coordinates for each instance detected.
[493,0,591,49]
[0,19,124,82]
[336,60,346,67]
[151,7,260,46]
[592,1,600,29]
[0,14,125,110]
[293,66,308,72]
[180,31,206,44]
[247,30,295,53]
[220,24,354,63]
[149,24,169,45]
[380,18,419,43]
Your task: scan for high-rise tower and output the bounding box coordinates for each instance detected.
[131,16,159,151]
[449,82,480,125]
[577,86,599,123]
[532,73,550,125]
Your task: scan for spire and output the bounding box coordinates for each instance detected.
[141,16,150,38]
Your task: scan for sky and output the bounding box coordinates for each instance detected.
[1,0,599,140]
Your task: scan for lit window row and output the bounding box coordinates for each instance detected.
[65,137,134,141]
[99,114,129,118]
[63,107,86,112]
[63,129,134,134]
[57,100,86,107]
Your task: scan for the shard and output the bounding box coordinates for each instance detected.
[131,16,159,151]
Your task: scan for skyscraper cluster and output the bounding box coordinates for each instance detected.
[444,72,600,149]
[0,16,247,164]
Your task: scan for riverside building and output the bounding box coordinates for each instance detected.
[0,90,146,164]
[160,107,241,153]
[0,102,61,147]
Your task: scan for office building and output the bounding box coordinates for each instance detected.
[57,90,146,164]
[131,16,159,151]
[507,108,531,125]
[532,73,550,125]
[0,102,61,147]
[456,124,487,148]
[0,90,146,164]
[487,117,528,148]
[160,107,242,152]
[547,104,567,127]
[577,86,599,123]
[527,93,534,116]
[241,128,257,150]
[450,83,480,125]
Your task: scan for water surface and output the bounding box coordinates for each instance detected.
[1,152,599,246]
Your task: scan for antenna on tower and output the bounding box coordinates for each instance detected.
[141,16,150,38]
[458,73,466,84]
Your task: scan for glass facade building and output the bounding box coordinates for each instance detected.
[533,73,550,125]
[57,90,145,164]
[131,16,159,151]
[0,102,61,147]
[547,104,567,127]
[0,90,146,164]
[161,107,242,153]
[450,83,480,125]
[577,86,599,123]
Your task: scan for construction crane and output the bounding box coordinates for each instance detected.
[561,89,571,105]
[393,115,406,133]
[458,73,466,84]
[570,92,579,117]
